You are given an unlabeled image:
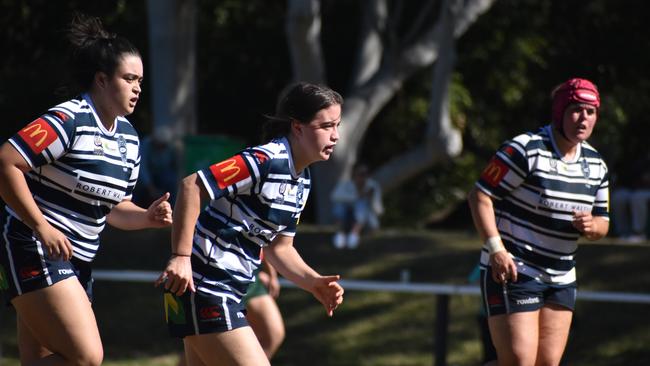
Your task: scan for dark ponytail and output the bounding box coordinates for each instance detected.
[67,13,140,93]
[262,82,343,142]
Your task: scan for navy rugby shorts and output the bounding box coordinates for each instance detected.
[164,289,249,338]
[480,266,576,316]
[0,215,93,303]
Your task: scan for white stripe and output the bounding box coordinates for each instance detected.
[197,170,215,200]
[35,240,53,286]
[195,285,241,302]
[8,139,35,168]
[34,196,105,226]
[222,296,232,330]
[191,291,199,335]
[43,114,70,146]
[481,269,491,317]
[2,216,22,295]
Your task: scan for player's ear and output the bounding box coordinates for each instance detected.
[290,119,303,136]
[94,72,109,89]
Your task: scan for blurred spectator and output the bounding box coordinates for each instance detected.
[135,126,181,206]
[611,154,650,243]
[330,163,383,249]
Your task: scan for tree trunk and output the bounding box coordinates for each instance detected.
[147,0,198,137]
[285,0,495,223]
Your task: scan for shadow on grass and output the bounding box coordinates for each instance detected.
[1,228,649,365]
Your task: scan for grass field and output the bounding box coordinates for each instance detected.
[1,227,649,365]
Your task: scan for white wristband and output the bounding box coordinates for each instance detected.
[485,236,506,255]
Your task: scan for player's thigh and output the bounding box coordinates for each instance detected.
[246,295,285,349]
[185,327,269,366]
[12,276,103,365]
[488,311,539,366]
[536,304,572,366]
[17,315,54,364]
[182,341,206,366]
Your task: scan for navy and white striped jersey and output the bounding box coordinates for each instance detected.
[476,125,609,285]
[5,94,140,262]
[193,137,309,302]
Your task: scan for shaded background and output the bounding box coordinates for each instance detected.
[2,0,649,226]
[1,2,650,365]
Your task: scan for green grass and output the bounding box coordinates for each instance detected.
[1,227,649,365]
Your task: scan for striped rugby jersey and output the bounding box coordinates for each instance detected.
[193,137,309,302]
[6,94,140,262]
[476,125,609,285]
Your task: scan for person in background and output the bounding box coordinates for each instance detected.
[610,154,650,243]
[0,14,172,365]
[136,125,181,206]
[243,259,286,359]
[158,82,344,366]
[330,163,384,249]
[468,78,609,366]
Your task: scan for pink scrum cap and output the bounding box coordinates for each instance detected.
[551,78,600,127]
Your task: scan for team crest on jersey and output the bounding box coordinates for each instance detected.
[481,157,509,187]
[549,158,558,174]
[92,132,104,156]
[296,182,305,207]
[278,182,287,204]
[117,135,129,172]
[210,155,251,189]
[18,118,58,155]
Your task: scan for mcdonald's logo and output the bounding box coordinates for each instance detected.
[480,157,509,187]
[17,118,57,155]
[210,154,250,189]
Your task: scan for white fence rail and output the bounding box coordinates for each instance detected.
[93,269,650,304]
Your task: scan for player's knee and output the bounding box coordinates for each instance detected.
[497,344,535,366]
[69,346,103,366]
[534,351,563,366]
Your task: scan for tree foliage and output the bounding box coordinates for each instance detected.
[1,0,649,226]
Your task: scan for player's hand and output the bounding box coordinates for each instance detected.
[147,192,173,227]
[310,275,344,317]
[572,210,595,237]
[259,271,281,298]
[155,254,195,296]
[34,222,73,261]
[489,251,517,284]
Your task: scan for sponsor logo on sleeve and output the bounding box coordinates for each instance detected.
[51,111,69,122]
[17,118,58,155]
[253,151,269,164]
[480,157,509,187]
[209,155,251,189]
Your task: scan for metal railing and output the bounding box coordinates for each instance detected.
[92,269,650,366]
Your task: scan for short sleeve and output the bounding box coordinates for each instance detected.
[8,110,75,168]
[197,149,270,201]
[124,150,141,200]
[592,163,609,218]
[475,138,529,200]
